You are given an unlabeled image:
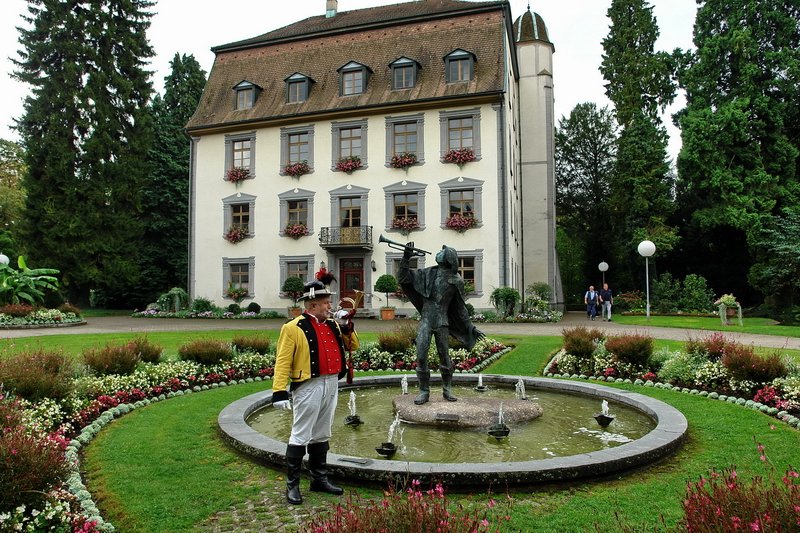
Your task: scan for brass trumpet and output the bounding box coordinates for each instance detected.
[378,234,431,257]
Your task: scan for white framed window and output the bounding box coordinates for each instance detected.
[222,256,255,299]
[338,61,371,96]
[444,49,475,83]
[233,81,260,110]
[331,119,368,170]
[278,188,315,236]
[222,193,257,236]
[280,125,314,175]
[439,108,481,161]
[390,57,420,90]
[385,113,424,166]
[439,177,484,228]
[383,180,427,233]
[224,132,256,180]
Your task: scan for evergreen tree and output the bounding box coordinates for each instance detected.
[600,0,677,286]
[675,0,800,309]
[0,140,26,261]
[139,54,206,302]
[554,103,617,292]
[13,0,155,306]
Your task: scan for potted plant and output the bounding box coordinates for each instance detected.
[714,293,740,324]
[390,217,420,236]
[226,283,249,303]
[284,222,310,239]
[281,276,305,317]
[445,213,478,233]
[390,152,417,169]
[373,274,399,320]
[284,160,310,178]
[336,155,362,174]
[443,147,475,167]
[224,225,248,244]
[226,166,250,183]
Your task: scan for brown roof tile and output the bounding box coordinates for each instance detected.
[187,2,508,132]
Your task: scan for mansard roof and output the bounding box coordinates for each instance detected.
[187,0,510,132]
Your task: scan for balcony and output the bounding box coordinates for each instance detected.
[318,225,373,250]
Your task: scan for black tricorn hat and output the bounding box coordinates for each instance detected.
[300,280,335,301]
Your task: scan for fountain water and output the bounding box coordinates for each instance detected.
[376,413,401,457]
[488,401,510,438]
[515,378,527,400]
[594,399,616,427]
[474,373,488,392]
[344,391,362,425]
[400,375,408,395]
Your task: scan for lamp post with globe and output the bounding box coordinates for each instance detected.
[637,240,656,320]
[0,252,9,266]
[598,261,608,285]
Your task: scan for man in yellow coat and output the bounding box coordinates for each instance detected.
[271,280,358,505]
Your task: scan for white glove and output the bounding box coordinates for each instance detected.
[273,400,292,411]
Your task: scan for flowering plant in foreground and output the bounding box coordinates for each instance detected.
[390,151,417,169]
[446,212,478,232]
[443,146,475,166]
[335,155,362,173]
[225,166,250,183]
[284,160,310,177]
[303,479,511,532]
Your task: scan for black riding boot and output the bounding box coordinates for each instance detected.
[308,441,343,495]
[285,444,305,505]
[441,369,458,402]
[414,370,430,405]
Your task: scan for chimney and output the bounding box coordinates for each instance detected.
[326,0,337,18]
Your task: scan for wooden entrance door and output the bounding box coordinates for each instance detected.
[339,258,364,308]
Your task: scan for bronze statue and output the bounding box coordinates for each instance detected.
[393,240,483,405]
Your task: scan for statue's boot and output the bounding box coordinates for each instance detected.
[285,444,305,505]
[308,441,343,495]
[441,370,458,402]
[414,370,430,405]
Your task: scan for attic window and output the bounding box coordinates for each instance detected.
[338,61,371,96]
[444,49,476,83]
[233,81,259,110]
[285,73,313,103]
[390,57,420,90]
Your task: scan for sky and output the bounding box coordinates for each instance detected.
[0,0,697,160]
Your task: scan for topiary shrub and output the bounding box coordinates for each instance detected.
[83,342,141,375]
[232,334,271,355]
[605,334,653,368]
[246,301,262,314]
[129,335,163,364]
[374,274,399,308]
[191,297,216,313]
[490,286,521,318]
[0,349,74,401]
[0,397,69,513]
[178,338,233,365]
[562,326,604,360]
[227,303,241,314]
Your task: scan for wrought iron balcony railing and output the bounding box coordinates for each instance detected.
[318,225,373,248]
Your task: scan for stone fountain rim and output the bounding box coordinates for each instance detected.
[218,374,688,486]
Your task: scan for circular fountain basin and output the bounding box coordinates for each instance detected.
[218,375,688,486]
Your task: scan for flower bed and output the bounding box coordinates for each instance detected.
[544,329,800,429]
[350,336,508,373]
[0,308,83,327]
[132,309,282,319]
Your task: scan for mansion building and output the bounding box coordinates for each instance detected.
[186,0,560,314]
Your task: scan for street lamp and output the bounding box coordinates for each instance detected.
[0,252,9,266]
[598,261,609,285]
[637,240,656,320]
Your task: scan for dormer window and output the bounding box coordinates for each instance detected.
[285,73,314,103]
[338,61,371,96]
[390,57,421,90]
[233,81,260,110]
[444,49,476,83]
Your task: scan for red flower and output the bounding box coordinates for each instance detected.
[226,166,250,183]
[443,147,475,166]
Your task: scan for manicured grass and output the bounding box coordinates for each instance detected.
[79,309,135,317]
[614,314,800,337]
[82,335,800,531]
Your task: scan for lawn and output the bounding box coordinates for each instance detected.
[613,314,800,337]
[79,334,800,532]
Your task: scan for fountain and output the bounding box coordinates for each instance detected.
[375,413,400,458]
[474,373,488,392]
[594,399,616,427]
[515,378,527,400]
[344,391,363,426]
[400,375,408,395]
[487,401,510,439]
[219,374,688,486]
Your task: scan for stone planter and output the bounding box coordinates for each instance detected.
[287,306,302,318]
[380,307,396,320]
